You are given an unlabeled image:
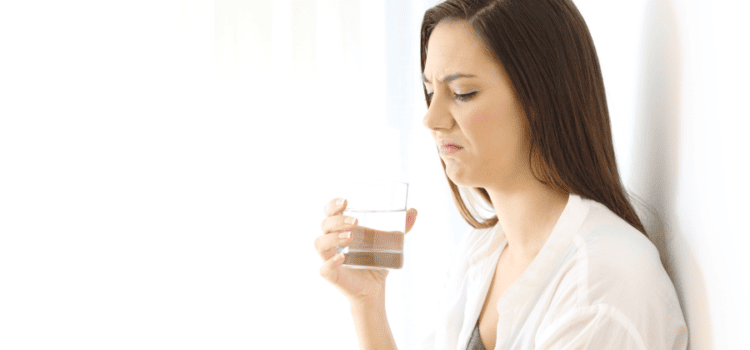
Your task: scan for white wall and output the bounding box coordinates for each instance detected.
[632,0,750,348]
[581,0,750,348]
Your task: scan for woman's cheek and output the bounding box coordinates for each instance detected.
[465,112,492,129]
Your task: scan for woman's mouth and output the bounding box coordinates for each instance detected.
[440,145,463,155]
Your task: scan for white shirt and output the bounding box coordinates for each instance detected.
[421,193,688,350]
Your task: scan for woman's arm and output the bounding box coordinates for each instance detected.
[349,288,397,350]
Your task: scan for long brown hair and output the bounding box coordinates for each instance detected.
[421,0,647,236]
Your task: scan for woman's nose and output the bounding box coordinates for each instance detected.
[422,96,453,131]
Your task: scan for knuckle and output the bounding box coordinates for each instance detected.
[314,236,328,254]
[313,236,321,251]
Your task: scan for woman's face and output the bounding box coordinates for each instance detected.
[422,20,531,190]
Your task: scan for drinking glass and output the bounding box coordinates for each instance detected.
[336,181,409,269]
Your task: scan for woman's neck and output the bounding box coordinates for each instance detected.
[485,180,569,264]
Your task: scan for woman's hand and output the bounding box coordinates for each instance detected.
[315,198,418,305]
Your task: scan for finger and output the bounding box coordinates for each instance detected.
[320,212,358,234]
[313,230,354,261]
[323,198,347,217]
[405,208,418,234]
[319,252,346,285]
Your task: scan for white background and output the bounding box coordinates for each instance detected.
[1,0,748,349]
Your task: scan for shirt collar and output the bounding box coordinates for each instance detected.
[495,193,589,314]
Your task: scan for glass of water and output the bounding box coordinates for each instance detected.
[337,181,408,270]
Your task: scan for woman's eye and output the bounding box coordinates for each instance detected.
[454,92,477,101]
[425,91,476,104]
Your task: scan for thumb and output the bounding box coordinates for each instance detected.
[405,208,418,234]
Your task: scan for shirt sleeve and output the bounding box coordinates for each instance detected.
[535,304,648,350]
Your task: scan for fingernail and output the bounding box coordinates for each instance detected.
[333,253,344,262]
[339,231,351,239]
[336,198,345,206]
[344,217,356,225]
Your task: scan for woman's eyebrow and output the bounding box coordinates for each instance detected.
[421,72,477,84]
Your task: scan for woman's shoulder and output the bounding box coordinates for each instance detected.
[574,200,664,288]
[544,199,688,346]
[564,199,684,323]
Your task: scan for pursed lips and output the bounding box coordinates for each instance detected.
[439,140,464,154]
[439,140,463,148]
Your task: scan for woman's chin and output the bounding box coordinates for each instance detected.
[446,166,471,187]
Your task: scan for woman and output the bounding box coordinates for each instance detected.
[315,0,688,349]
